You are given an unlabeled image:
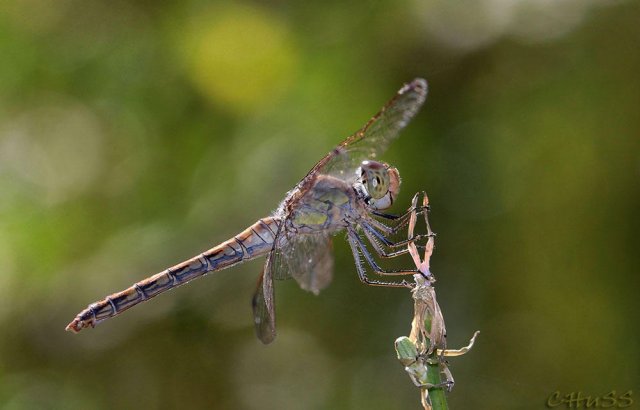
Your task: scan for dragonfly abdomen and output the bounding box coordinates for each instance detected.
[66,217,280,333]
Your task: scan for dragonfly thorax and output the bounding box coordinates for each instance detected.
[355,160,400,210]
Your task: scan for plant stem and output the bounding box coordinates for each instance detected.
[425,356,449,410]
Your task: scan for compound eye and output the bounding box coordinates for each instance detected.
[361,162,390,200]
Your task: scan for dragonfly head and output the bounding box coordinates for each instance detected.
[356,160,401,210]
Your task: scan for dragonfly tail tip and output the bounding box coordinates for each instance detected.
[65,319,81,333]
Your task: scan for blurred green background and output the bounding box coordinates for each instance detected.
[1,0,638,409]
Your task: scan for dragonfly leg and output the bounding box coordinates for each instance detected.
[362,229,412,258]
[373,191,428,221]
[371,206,424,224]
[370,192,430,234]
[348,227,421,282]
[372,203,428,224]
[360,223,427,258]
[361,221,433,250]
[368,212,412,234]
[347,232,412,288]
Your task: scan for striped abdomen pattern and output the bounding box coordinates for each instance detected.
[66,217,280,332]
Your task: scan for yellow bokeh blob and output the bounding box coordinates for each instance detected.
[181,5,298,114]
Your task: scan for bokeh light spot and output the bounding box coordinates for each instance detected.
[0,95,105,205]
[181,5,298,114]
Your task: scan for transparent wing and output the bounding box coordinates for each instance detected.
[272,233,334,295]
[306,78,427,182]
[252,232,334,344]
[252,251,276,344]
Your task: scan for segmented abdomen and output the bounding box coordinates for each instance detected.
[66,216,280,332]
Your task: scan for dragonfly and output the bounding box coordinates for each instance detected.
[67,78,429,344]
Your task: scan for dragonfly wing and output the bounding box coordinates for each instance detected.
[306,78,428,182]
[277,233,334,295]
[271,243,292,281]
[252,233,333,344]
[252,251,277,344]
